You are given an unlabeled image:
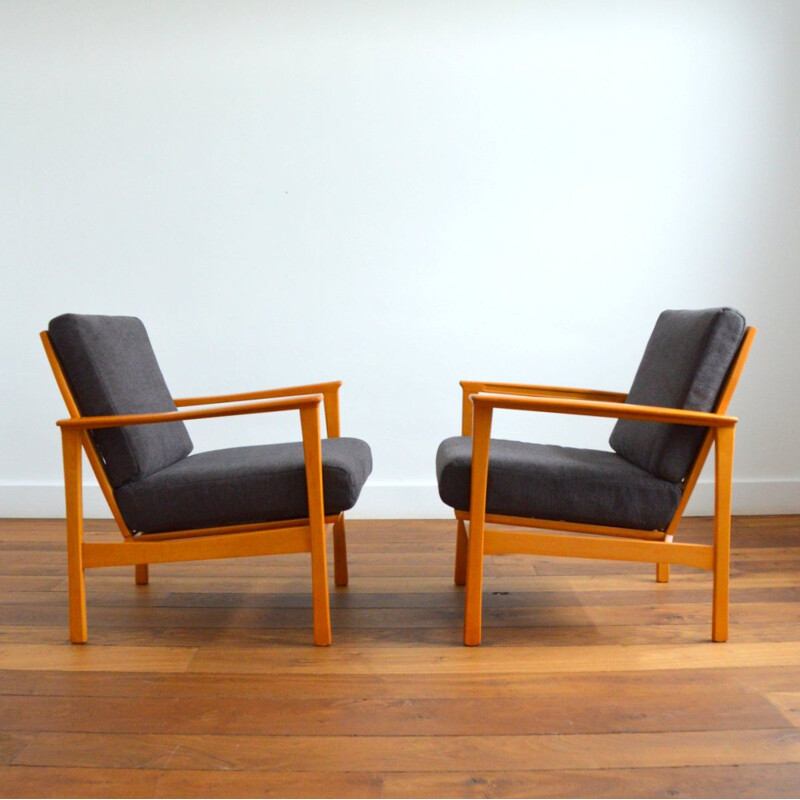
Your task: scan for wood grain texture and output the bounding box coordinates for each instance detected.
[0,516,798,799]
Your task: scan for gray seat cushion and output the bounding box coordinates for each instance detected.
[116,437,373,534]
[610,308,746,482]
[48,314,193,487]
[436,437,682,531]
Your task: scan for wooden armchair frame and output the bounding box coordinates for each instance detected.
[455,327,756,646]
[41,332,350,646]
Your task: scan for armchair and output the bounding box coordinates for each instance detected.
[436,308,755,645]
[42,314,372,646]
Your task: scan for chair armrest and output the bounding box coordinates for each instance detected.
[459,381,627,435]
[56,394,324,430]
[174,381,342,437]
[173,381,342,407]
[470,392,737,428]
[461,380,627,402]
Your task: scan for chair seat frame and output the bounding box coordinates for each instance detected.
[454,327,756,646]
[42,331,350,646]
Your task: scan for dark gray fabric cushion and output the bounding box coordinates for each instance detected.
[436,436,682,531]
[115,438,372,534]
[609,308,746,482]
[48,314,193,488]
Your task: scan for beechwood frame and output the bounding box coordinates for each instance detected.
[454,326,756,646]
[42,331,350,647]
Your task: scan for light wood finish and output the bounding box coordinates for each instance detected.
[131,515,340,542]
[454,510,668,542]
[175,381,343,439]
[300,404,332,646]
[56,394,324,429]
[460,381,627,435]
[81,527,313,569]
[483,529,714,570]
[713,426,735,642]
[471,392,738,427]
[61,428,87,644]
[40,332,350,646]
[463,404,492,645]
[0,516,798,798]
[455,328,755,645]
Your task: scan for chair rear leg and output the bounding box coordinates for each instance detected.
[62,428,87,644]
[454,518,468,586]
[332,513,349,587]
[656,563,669,583]
[135,564,149,585]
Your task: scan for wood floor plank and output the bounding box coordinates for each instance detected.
[378,763,800,799]
[12,728,800,772]
[184,640,800,675]
[0,676,788,736]
[0,644,195,672]
[0,664,796,701]
[3,763,800,799]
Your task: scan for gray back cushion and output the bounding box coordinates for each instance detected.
[48,314,193,488]
[609,308,746,483]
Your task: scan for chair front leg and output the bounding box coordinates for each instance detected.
[463,403,493,646]
[712,426,735,642]
[61,428,87,643]
[300,404,332,646]
[332,513,348,587]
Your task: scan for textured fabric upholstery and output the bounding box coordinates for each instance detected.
[436,437,682,531]
[610,308,746,482]
[115,438,373,534]
[48,314,193,487]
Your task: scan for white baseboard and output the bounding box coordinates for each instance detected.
[1,479,798,520]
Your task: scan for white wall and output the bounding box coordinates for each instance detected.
[2,1,798,519]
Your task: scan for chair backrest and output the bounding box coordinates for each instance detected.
[609,308,747,483]
[47,314,193,488]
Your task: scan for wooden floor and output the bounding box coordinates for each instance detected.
[1,516,799,798]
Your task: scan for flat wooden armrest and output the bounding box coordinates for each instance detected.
[461,380,627,403]
[174,381,342,407]
[471,392,737,427]
[57,394,324,430]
